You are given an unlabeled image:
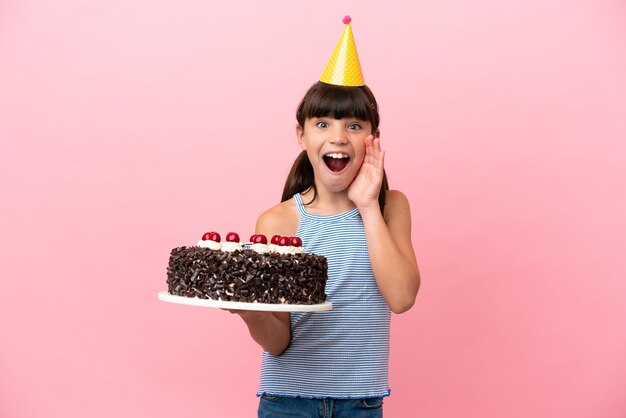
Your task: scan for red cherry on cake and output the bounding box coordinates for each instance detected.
[250,234,257,242]
[226,232,240,242]
[271,235,282,245]
[278,236,290,246]
[290,236,302,247]
[202,232,212,240]
[208,232,221,242]
[252,234,268,244]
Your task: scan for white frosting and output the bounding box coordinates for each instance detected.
[250,243,270,253]
[275,246,290,255]
[197,239,303,254]
[268,244,281,253]
[197,240,222,250]
[269,245,304,255]
[283,246,299,255]
[221,241,243,252]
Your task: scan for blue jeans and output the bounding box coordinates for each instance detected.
[257,395,384,418]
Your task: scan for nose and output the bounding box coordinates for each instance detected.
[328,127,348,145]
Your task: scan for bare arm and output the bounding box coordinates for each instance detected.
[228,201,299,355]
[234,310,291,356]
[359,190,420,313]
[348,136,420,313]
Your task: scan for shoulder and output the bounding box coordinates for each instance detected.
[385,189,410,206]
[384,190,412,223]
[383,190,418,267]
[256,199,300,237]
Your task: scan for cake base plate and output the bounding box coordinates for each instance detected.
[157,291,333,312]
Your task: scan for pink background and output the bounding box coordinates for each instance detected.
[2,1,625,417]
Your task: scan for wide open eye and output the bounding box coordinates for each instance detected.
[315,121,329,128]
[347,123,362,130]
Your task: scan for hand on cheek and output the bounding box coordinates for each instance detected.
[348,135,385,209]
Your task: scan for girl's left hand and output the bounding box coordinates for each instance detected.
[348,135,385,210]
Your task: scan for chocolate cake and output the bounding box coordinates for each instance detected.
[166,233,328,304]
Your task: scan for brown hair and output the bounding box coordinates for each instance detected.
[281,81,389,212]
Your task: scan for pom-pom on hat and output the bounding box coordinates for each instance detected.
[319,16,365,87]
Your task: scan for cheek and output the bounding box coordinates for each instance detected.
[305,148,322,166]
[353,154,366,170]
[353,143,367,164]
[347,153,365,176]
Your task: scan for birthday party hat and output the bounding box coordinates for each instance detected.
[320,16,365,87]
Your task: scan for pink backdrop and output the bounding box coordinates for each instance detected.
[2,1,625,417]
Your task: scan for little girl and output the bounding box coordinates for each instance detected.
[233,17,420,417]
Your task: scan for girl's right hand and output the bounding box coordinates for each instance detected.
[226,309,267,320]
[226,309,292,355]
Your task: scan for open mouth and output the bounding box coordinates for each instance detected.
[323,152,351,173]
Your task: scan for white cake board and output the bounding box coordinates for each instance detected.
[157,291,332,312]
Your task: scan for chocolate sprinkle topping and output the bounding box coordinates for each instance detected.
[166,247,328,304]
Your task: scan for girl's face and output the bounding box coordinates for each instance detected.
[297,117,377,194]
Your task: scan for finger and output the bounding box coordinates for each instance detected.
[367,138,381,166]
[373,136,381,152]
[364,135,375,162]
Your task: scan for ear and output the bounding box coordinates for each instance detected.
[296,124,306,150]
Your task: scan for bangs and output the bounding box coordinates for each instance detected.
[297,82,379,130]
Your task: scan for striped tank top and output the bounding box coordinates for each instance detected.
[257,193,392,399]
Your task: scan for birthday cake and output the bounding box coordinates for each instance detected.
[166,232,328,304]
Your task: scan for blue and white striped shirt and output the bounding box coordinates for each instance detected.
[257,193,391,399]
